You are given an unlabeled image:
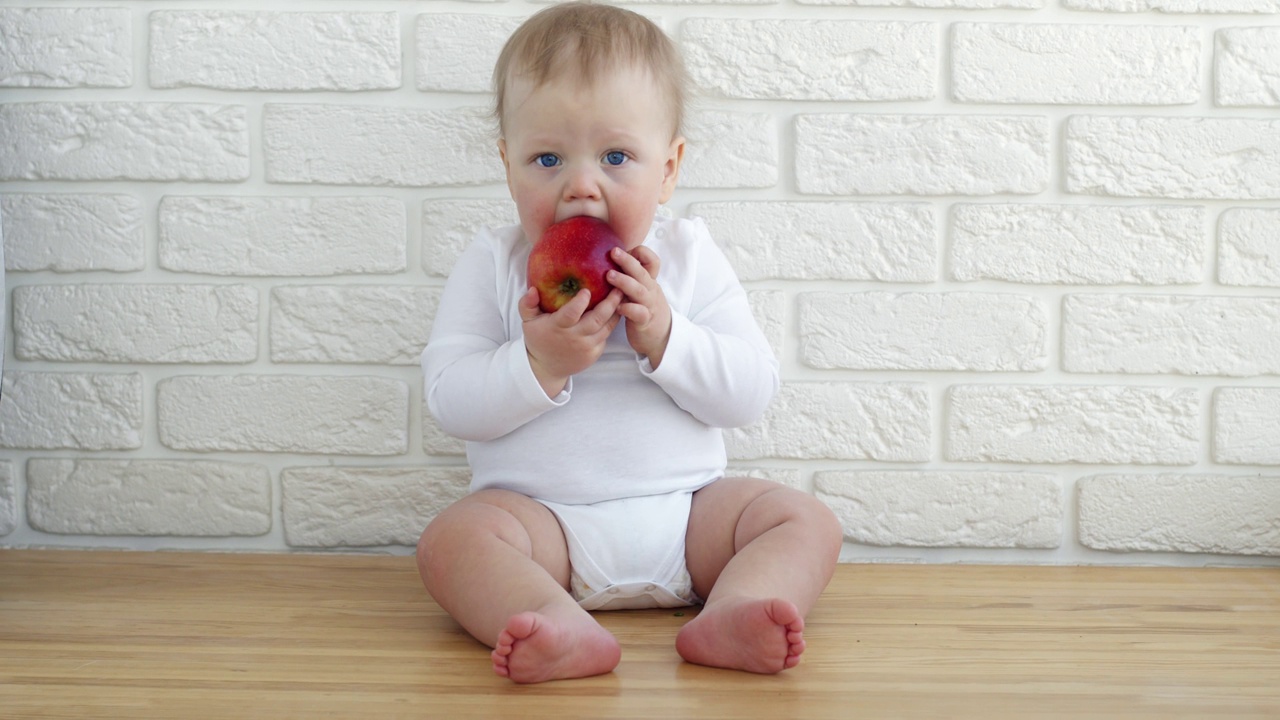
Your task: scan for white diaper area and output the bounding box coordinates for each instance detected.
[540,491,700,612]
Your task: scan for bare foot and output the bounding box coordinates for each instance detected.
[674,597,806,674]
[491,608,621,683]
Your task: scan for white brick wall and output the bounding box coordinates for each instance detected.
[27,459,272,537]
[1,103,250,182]
[796,114,1050,195]
[946,384,1200,465]
[3,194,145,272]
[1219,209,1280,286]
[1215,27,1280,106]
[159,196,407,276]
[0,372,142,450]
[2,1,1278,566]
[150,11,401,91]
[1066,116,1280,199]
[799,292,1047,371]
[0,8,132,88]
[281,466,470,547]
[816,471,1063,549]
[951,204,1203,285]
[682,19,935,101]
[952,24,1200,105]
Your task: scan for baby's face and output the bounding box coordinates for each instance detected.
[498,64,684,252]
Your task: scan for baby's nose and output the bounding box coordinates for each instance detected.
[563,166,602,200]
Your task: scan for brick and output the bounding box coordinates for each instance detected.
[0,103,249,182]
[150,11,399,91]
[748,290,785,357]
[1066,116,1280,200]
[951,204,1203,285]
[0,462,14,537]
[726,466,805,491]
[270,286,442,364]
[0,8,131,88]
[159,375,408,455]
[953,24,1199,105]
[1213,388,1280,465]
[0,372,142,450]
[282,466,470,547]
[680,111,777,189]
[416,13,524,93]
[607,0,774,4]
[1064,294,1280,376]
[816,471,1062,548]
[160,196,406,276]
[1219,209,1280,287]
[726,382,931,461]
[690,202,935,282]
[14,285,257,364]
[947,384,1199,465]
[27,459,271,537]
[1064,0,1279,11]
[800,292,1047,371]
[797,114,1048,195]
[422,198,517,277]
[423,410,466,457]
[264,104,501,187]
[1079,474,1280,556]
[1216,28,1280,107]
[2,194,144,272]
[682,19,934,101]
[799,0,1041,6]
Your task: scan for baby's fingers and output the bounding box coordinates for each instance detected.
[606,266,647,299]
[550,289,591,327]
[517,287,544,323]
[585,288,624,324]
[616,301,653,327]
[610,246,649,281]
[626,245,661,280]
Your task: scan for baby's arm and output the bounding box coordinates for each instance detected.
[422,246,543,441]
[422,230,625,441]
[640,223,779,429]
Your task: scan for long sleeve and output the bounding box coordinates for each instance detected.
[640,218,779,429]
[421,228,565,442]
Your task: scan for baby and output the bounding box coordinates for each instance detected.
[418,1,842,684]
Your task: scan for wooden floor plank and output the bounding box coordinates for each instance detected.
[1,550,1277,719]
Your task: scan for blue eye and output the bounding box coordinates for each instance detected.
[535,154,560,168]
[604,151,627,166]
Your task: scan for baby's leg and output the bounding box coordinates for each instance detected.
[416,489,620,683]
[677,478,842,674]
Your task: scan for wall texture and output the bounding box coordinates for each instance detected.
[1,0,1278,565]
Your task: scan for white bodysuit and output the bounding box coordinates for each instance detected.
[422,216,778,610]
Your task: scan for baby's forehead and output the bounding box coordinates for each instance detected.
[503,62,680,134]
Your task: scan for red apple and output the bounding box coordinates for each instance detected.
[527,216,624,313]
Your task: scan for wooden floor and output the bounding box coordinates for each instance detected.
[1,550,1278,719]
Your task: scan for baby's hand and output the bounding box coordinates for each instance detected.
[518,285,622,397]
[608,246,672,368]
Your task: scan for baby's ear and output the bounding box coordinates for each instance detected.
[659,137,685,203]
[497,138,515,190]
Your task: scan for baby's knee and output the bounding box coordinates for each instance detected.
[415,510,456,581]
[415,500,489,577]
[418,491,543,561]
[775,488,843,547]
[808,497,844,556]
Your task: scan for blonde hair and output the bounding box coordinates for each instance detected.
[493,2,688,137]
